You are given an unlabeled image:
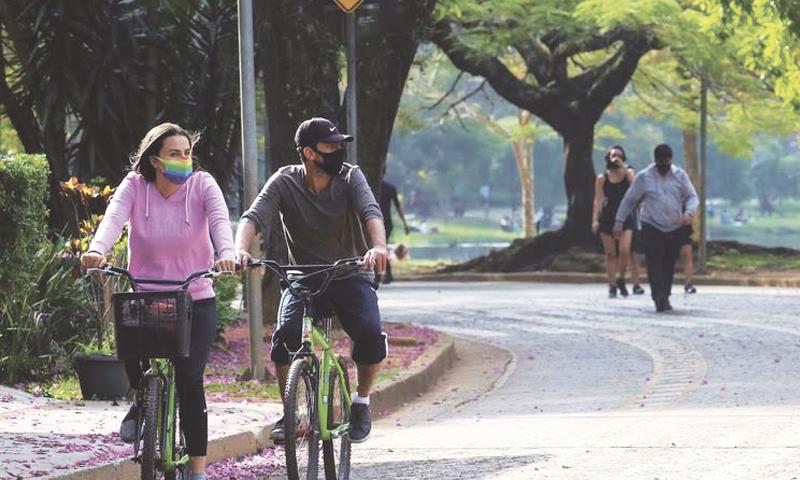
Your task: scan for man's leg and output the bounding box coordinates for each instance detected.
[329,277,387,443]
[643,225,667,309]
[356,362,381,397]
[663,230,682,302]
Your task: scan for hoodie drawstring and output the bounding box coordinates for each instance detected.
[145,183,150,219]
[184,177,192,225]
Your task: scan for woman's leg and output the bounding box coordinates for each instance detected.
[174,298,218,474]
[617,230,633,280]
[600,232,617,286]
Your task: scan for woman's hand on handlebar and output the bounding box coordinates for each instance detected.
[215,258,236,273]
[80,251,106,270]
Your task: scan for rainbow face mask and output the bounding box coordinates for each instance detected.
[157,156,193,185]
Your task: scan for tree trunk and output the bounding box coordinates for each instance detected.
[682,129,701,241]
[354,0,436,190]
[512,139,534,237]
[562,126,597,246]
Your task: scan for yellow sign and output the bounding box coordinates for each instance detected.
[332,0,364,13]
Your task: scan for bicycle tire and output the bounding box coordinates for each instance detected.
[141,376,160,480]
[164,396,187,480]
[285,358,320,480]
[323,356,351,480]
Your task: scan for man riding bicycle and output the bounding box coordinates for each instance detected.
[234,117,387,444]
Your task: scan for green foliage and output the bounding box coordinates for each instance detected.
[0,154,49,295]
[213,273,241,334]
[0,241,96,385]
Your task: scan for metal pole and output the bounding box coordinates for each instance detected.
[346,11,358,163]
[698,75,708,271]
[238,0,264,381]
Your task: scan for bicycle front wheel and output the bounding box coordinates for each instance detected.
[285,358,320,480]
[141,376,160,480]
[323,356,351,480]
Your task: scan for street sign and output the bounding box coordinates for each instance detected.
[332,0,364,13]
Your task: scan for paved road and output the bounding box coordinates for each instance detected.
[352,282,800,480]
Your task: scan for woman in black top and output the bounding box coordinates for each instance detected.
[592,145,642,297]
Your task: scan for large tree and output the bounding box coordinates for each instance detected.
[430,1,661,246]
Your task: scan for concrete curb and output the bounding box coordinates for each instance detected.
[50,333,456,480]
[399,271,800,288]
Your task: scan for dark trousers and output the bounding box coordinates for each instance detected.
[125,298,217,456]
[640,223,682,303]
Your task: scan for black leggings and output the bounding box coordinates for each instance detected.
[125,298,217,456]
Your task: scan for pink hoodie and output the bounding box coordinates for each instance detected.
[89,171,235,300]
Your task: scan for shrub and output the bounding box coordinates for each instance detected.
[0,241,96,385]
[214,273,241,336]
[0,154,49,297]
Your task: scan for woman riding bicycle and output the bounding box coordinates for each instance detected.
[80,123,235,480]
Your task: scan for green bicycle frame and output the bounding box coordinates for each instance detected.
[304,314,352,442]
[145,358,190,473]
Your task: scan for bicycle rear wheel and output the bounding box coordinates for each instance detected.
[285,358,320,480]
[141,376,160,480]
[323,356,351,480]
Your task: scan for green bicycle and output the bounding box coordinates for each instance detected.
[89,265,223,480]
[250,257,365,480]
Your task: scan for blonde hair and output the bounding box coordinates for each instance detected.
[130,123,200,181]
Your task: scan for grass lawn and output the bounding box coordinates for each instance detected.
[390,216,520,246]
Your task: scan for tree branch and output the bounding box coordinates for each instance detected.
[426,70,464,110]
[430,19,571,131]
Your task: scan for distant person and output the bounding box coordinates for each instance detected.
[380,176,410,284]
[615,144,699,312]
[592,145,637,298]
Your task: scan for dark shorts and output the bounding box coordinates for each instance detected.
[599,212,636,235]
[679,225,693,247]
[271,277,387,365]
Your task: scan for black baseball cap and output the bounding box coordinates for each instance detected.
[294,117,354,149]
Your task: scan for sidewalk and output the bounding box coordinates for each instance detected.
[0,334,455,480]
[400,270,800,288]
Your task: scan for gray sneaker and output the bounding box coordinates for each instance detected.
[119,402,139,444]
[349,403,371,443]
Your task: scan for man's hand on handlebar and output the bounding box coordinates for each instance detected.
[80,251,106,270]
[363,246,387,274]
[236,250,254,269]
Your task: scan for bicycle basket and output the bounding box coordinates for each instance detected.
[113,291,192,359]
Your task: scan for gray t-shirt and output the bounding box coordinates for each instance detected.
[616,164,699,233]
[242,163,383,278]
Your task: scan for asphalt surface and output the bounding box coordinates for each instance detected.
[351,282,800,480]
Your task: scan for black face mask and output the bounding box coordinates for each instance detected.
[606,160,621,170]
[656,162,672,174]
[313,148,345,176]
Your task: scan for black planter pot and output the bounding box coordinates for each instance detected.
[73,354,130,400]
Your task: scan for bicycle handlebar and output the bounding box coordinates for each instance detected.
[247,257,364,299]
[85,265,227,292]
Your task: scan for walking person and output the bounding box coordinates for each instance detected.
[234,117,387,444]
[592,145,638,297]
[379,172,410,284]
[615,144,699,312]
[80,123,236,480]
